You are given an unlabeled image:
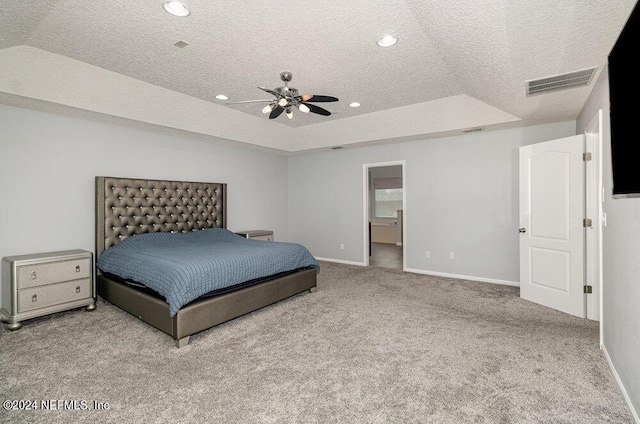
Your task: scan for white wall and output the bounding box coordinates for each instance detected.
[0,104,289,261]
[288,121,576,281]
[577,66,640,419]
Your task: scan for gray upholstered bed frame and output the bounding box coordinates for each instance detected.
[95,176,317,347]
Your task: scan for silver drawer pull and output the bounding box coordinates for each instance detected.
[31,271,37,280]
[32,294,38,302]
[75,265,80,272]
[76,286,81,294]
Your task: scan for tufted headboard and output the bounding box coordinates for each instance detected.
[95,176,227,258]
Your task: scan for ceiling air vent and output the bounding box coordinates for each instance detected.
[525,67,598,97]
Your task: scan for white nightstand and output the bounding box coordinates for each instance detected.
[235,230,274,241]
[1,249,96,330]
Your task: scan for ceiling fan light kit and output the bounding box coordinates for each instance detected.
[227,71,339,120]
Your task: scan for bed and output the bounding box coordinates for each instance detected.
[95,176,318,347]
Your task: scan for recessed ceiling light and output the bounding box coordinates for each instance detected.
[349,102,361,108]
[377,35,397,47]
[163,1,190,17]
[215,94,229,100]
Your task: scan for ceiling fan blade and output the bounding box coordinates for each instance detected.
[299,95,339,102]
[226,99,274,104]
[303,103,332,116]
[258,86,280,97]
[269,106,284,119]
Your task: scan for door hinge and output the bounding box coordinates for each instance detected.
[583,152,592,161]
[584,285,593,294]
[583,218,592,228]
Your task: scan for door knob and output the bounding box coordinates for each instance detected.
[519,228,526,233]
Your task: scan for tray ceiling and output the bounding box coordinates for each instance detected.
[0,0,636,152]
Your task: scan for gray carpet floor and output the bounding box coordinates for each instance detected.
[0,261,633,423]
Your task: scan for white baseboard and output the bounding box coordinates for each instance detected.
[404,267,520,287]
[602,345,640,423]
[317,260,519,286]
[315,257,366,266]
[396,242,403,246]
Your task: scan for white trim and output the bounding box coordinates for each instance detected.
[315,257,366,266]
[602,345,640,423]
[363,165,369,266]
[404,267,519,287]
[584,109,604,341]
[585,131,598,321]
[598,110,603,345]
[363,160,407,271]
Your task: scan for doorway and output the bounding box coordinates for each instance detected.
[363,161,406,270]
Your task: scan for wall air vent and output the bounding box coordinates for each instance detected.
[462,126,484,133]
[525,67,598,96]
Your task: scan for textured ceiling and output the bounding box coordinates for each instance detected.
[0,0,637,152]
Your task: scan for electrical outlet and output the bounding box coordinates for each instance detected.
[449,251,455,260]
[425,251,431,259]
[340,243,345,250]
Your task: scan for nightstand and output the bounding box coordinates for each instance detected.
[1,249,96,330]
[235,230,274,241]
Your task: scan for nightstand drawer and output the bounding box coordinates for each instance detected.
[252,234,273,241]
[17,258,91,289]
[18,278,92,313]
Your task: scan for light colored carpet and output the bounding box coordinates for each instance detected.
[0,261,633,423]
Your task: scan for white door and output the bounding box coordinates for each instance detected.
[519,135,585,318]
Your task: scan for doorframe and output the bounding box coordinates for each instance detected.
[584,109,604,343]
[363,160,406,270]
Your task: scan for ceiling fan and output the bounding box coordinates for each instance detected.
[227,71,339,120]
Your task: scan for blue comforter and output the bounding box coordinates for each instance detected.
[96,228,319,316]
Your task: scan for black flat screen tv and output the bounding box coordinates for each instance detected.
[608,1,640,198]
